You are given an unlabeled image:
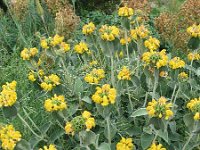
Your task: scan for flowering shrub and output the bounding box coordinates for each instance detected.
[1,4,200,150]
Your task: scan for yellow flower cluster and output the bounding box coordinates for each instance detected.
[0,81,17,108]
[74,41,89,54]
[159,71,168,78]
[50,34,64,47]
[20,47,38,60]
[84,68,105,84]
[40,35,70,53]
[82,22,96,35]
[65,111,95,135]
[0,125,21,150]
[130,25,149,40]
[99,25,120,41]
[116,137,134,150]
[44,94,67,112]
[187,97,200,120]
[178,72,188,80]
[147,143,166,150]
[169,57,185,69]
[187,52,200,61]
[39,144,57,150]
[120,37,131,45]
[92,84,117,106]
[118,6,134,17]
[144,36,160,51]
[117,66,131,80]
[146,97,173,120]
[60,42,70,52]
[82,111,96,131]
[28,69,44,82]
[89,60,98,66]
[142,50,168,69]
[187,24,200,38]
[40,39,49,49]
[40,74,60,91]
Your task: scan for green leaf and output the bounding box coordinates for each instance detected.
[49,127,65,143]
[79,131,97,147]
[29,136,42,149]
[15,139,31,150]
[141,133,154,150]
[187,37,200,50]
[131,108,147,117]
[2,105,17,118]
[183,113,194,131]
[40,122,51,134]
[158,129,169,143]
[74,78,83,94]
[97,143,111,150]
[82,96,92,104]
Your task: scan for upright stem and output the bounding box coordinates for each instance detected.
[125,30,129,62]
[126,82,133,111]
[110,51,115,87]
[182,122,198,150]
[106,115,111,145]
[152,69,159,99]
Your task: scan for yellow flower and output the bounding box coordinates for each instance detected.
[142,50,168,69]
[39,144,57,150]
[85,117,95,131]
[65,122,74,135]
[89,60,98,66]
[20,47,38,60]
[40,74,60,91]
[116,137,134,150]
[130,25,149,40]
[0,81,17,108]
[44,94,67,112]
[99,25,120,41]
[82,22,96,35]
[169,57,185,69]
[60,42,70,52]
[148,143,166,150]
[28,71,36,82]
[178,72,188,80]
[92,84,117,106]
[117,66,131,80]
[118,6,134,17]
[0,125,21,150]
[40,39,49,49]
[187,24,200,38]
[120,37,131,45]
[84,68,105,84]
[144,36,160,51]
[159,71,168,78]
[146,97,173,120]
[50,34,64,46]
[74,41,89,54]
[187,97,200,120]
[82,111,91,119]
[187,52,200,61]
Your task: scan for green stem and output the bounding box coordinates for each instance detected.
[106,115,111,145]
[171,84,177,101]
[125,30,129,62]
[152,69,159,99]
[182,122,198,150]
[17,113,45,140]
[126,82,133,111]
[110,51,115,87]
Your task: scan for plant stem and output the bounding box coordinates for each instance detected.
[126,82,133,111]
[125,30,129,62]
[106,115,111,145]
[17,113,45,140]
[171,84,177,101]
[182,122,198,150]
[110,51,115,87]
[152,69,159,99]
